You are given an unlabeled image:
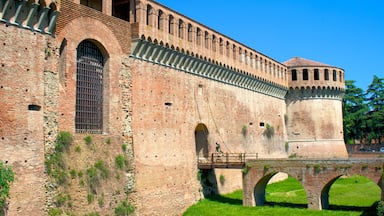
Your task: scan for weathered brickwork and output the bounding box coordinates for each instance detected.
[0,0,350,215]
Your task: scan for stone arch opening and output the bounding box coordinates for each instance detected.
[254,172,307,208]
[75,40,108,134]
[322,174,382,210]
[195,123,209,158]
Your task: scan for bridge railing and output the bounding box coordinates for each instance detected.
[198,153,258,169]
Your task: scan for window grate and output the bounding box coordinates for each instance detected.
[75,41,104,134]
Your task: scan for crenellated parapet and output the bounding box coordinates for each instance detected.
[132,36,288,99]
[284,57,345,100]
[130,0,288,88]
[0,0,59,34]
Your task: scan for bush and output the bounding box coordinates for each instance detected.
[0,162,15,210]
[122,144,127,152]
[84,135,92,145]
[48,208,63,216]
[115,200,134,216]
[55,131,73,153]
[263,124,275,139]
[115,155,128,170]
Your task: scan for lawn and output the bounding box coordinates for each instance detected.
[183,175,381,216]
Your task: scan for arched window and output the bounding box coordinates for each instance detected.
[204,31,209,48]
[196,27,201,45]
[168,15,174,35]
[76,40,104,133]
[187,24,193,42]
[212,35,217,52]
[178,19,184,39]
[158,10,164,30]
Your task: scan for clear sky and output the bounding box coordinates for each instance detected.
[156,0,384,90]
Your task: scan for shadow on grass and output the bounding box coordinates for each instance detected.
[206,195,378,215]
[205,195,243,205]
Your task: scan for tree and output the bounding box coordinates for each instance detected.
[342,80,367,144]
[0,161,15,213]
[365,75,384,144]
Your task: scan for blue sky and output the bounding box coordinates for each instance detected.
[156,0,384,90]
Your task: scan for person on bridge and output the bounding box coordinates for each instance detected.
[216,142,223,155]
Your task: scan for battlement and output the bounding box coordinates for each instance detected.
[133,0,288,87]
[0,0,59,34]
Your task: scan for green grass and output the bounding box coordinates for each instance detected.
[183,175,380,216]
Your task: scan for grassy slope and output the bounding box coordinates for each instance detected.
[183,175,380,216]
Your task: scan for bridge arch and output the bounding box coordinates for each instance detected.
[253,171,307,207]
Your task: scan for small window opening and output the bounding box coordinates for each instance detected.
[28,104,41,111]
[303,69,308,80]
[165,102,173,106]
[333,70,337,81]
[291,69,297,81]
[324,69,329,80]
[314,69,319,80]
[259,122,265,127]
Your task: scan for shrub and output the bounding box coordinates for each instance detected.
[0,162,15,210]
[377,201,384,216]
[314,164,321,174]
[84,135,92,145]
[70,169,77,179]
[122,143,127,152]
[115,155,128,170]
[87,193,94,204]
[106,137,111,145]
[263,124,275,139]
[98,195,104,207]
[219,174,225,185]
[48,208,63,216]
[75,145,81,153]
[55,131,73,153]
[115,200,134,216]
[241,125,247,137]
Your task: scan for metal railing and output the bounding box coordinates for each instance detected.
[197,153,258,169]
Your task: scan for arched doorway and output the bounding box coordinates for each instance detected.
[195,123,209,158]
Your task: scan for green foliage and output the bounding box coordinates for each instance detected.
[219,174,225,185]
[45,131,73,185]
[377,201,384,216]
[106,137,111,145]
[55,131,73,153]
[98,194,104,207]
[121,143,127,152]
[48,208,63,216]
[84,212,100,216]
[184,175,380,216]
[0,162,15,209]
[84,135,92,145]
[75,145,81,153]
[343,77,384,144]
[241,125,247,137]
[70,169,77,179]
[197,170,202,181]
[55,193,71,207]
[313,164,321,174]
[114,200,134,216]
[86,160,110,193]
[263,124,275,139]
[45,153,67,185]
[263,164,271,172]
[87,193,94,204]
[115,154,128,170]
[288,153,297,158]
[285,142,289,152]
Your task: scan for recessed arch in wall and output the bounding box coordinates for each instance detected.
[195,123,209,158]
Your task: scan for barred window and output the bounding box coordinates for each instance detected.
[75,40,104,134]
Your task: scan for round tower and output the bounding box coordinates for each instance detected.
[284,57,348,158]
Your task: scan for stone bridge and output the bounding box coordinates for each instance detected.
[242,159,384,210]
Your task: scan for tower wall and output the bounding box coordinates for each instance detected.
[285,65,347,158]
